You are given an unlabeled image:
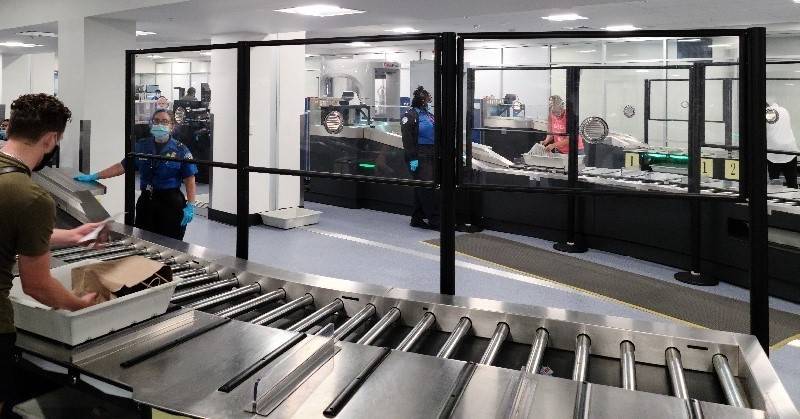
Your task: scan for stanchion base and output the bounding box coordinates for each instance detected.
[456,224,483,233]
[553,241,588,254]
[674,271,719,286]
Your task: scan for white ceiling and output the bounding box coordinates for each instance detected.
[1,0,800,55]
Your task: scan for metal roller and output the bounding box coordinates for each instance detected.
[95,249,150,262]
[175,272,221,289]
[479,322,510,366]
[665,347,689,399]
[331,304,376,341]
[572,334,591,382]
[287,299,344,332]
[436,317,471,359]
[712,353,749,408]
[51,239,127,257]
[251,294,315,326]
[396,312,436,352]
[214,289,286,318]
[620,341,636,391]
[174,268,209,278]
[170,278,239,303]
[357,307,401,346]
[524,328,549,375]
[186,283,261,310]
[169,262,195,272]
[61,245,136,262]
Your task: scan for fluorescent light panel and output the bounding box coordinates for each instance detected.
[605,24,640,31]
[0,41,43,48]
[136,30,157,36]
[386,27,420,34]
[16,31,57,38]
[542,13,587,22]
[275,4,365,17]
[349,42,371,47]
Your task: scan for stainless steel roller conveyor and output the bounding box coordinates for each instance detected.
[14,222,798,419]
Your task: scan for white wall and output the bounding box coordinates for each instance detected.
[1,52,56,106]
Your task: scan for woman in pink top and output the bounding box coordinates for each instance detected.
[541,95,584,153]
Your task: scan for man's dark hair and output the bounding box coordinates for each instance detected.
[411,86,430,108]
[186,87,196,95]
[8,94,72,144]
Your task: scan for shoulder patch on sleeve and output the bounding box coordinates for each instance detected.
[401,116,409,124]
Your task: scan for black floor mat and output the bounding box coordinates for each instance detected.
[426,233,800,347]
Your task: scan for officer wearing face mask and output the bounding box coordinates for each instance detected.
[401,86,439,229]
[74,110,198,240]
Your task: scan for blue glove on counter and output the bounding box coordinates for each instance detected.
[74,172,99,182]
[181,202,195,226]
[409,159,419,172]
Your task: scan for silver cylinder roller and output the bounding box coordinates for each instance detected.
[572,334,591,382]
[712,353,749,408]
[331,304,376,341]
[357,307,401,345]
[175,272,221,289]
[214,289,286,318]
[51,240,126,257]
[396,312,436,352]
[479,322,510,366]
[186,283,261,310]
[251,294,315,326]
[524,328,549,375]
[620,341,636,391]
[61,245,136,262]
[169,262,196,273]
[170,278,238,303]
[174,268,209,278]
[287,299,344,333]
[436,317,471,359]
[95,249,149,262]
[665,347,689,399]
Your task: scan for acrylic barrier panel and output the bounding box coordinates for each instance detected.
[249,39,438,183]
[765,62,800,191]
[700,65,741,193]
[132,50,223,215]
[463,66,569,188]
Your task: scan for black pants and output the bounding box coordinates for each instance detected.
[135,188,187,240]
[1,333,64,418]
[410,148,440,227]
[0,333,15,415]
[767,157,798,188]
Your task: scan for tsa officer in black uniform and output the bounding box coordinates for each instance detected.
[75,109,198,240]
[401,86,439,229]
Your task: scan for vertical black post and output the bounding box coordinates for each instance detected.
[743,28,769,353]
[643,80,651,144]
[439,33,458,296]
[723,78,733,146]
[236,43,251,260]
[554,67,586,254]
[676,64,717,286]
[124,51,136,226]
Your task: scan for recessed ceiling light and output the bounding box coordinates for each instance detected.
[678,38,701,42]
[613,53,630,57]
[386,27,420,34]
[578,49,596,53]
[708,43,733,48]
[671,74,683,77]
[200,52,212,56]
[136,30,157,36]
[16,31,57,38]
[146,55,164,59]
[635,69,649,73]
[275,5,365,17]
[786,83,796,86]
[0,41,43,48]
[349,42,371,47]
[605,24,640,31]
[542,13,587,22]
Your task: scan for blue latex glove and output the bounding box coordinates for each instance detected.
[181,202,195,226]
[74,172,99,182]
[409,159,419,172]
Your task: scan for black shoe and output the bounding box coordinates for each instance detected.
[410,218,430,228]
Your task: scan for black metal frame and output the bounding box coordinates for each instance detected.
[123,28,771,351]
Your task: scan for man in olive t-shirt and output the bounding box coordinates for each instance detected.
[0,94,102,415]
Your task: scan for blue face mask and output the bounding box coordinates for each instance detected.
[150,124,170,141]
[426,104,433,113]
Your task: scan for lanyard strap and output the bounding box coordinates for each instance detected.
[0,166,27,176]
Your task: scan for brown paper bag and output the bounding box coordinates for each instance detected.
[71,256,173,303]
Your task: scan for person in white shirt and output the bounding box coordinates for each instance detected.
[766,102,799,188]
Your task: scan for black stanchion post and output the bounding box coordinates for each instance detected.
[439,33,458,295]
[554,67,587,254]
[124,51,136,226]
[236,43,251,260]
[743,28,769,353]
[675,64,718,286]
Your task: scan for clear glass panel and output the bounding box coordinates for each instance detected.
[765,62,800,193]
